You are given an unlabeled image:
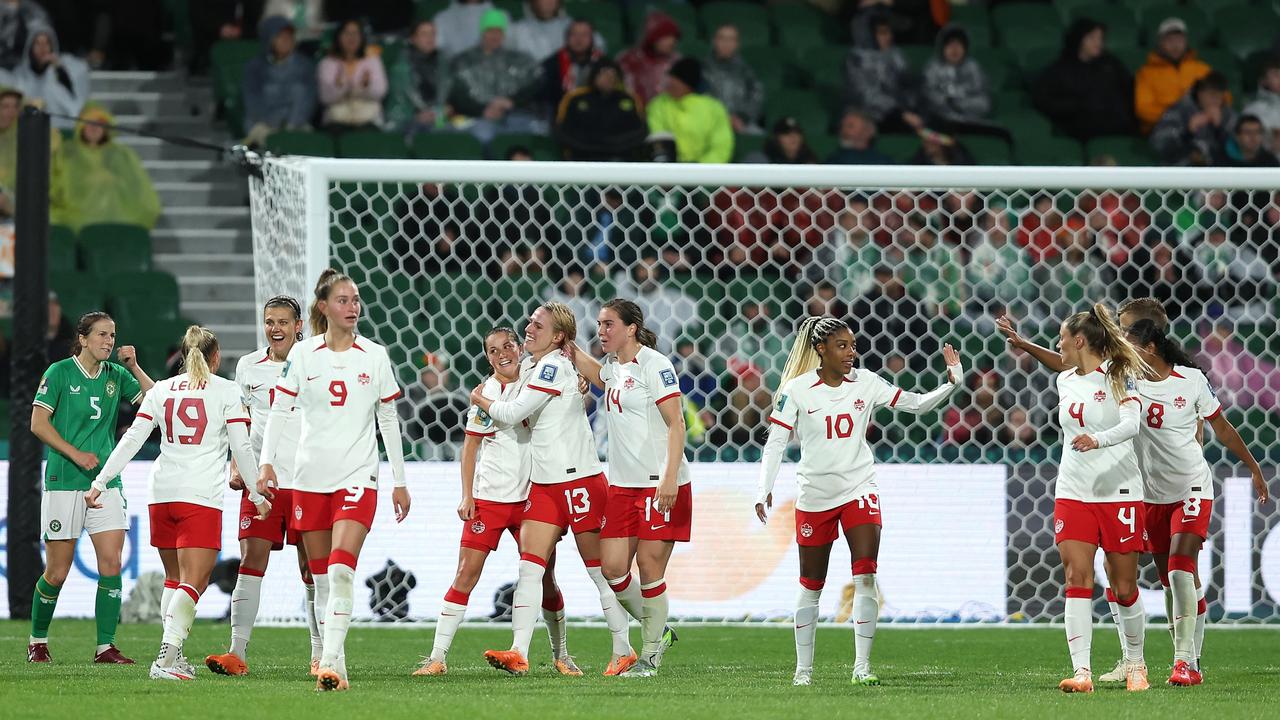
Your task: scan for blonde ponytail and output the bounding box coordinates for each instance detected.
[1065,303,1153,400]
[181,325,219,385]
[772,317,823,406]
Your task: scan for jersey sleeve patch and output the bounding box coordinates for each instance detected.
[539,364,558,383]
[659,369,677,387]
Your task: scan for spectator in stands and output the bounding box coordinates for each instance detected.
[1228,114,1279,167]
[804,280,850,319]
[554,57,646,161]
[2,24,87,130]
[539,19,602,120]
[997,406,1038,450]
[0,85,66,220]
[387,20,448,134]
[433,0,491,57]
[615,253,699,353]
[826,108,892,164]
[721,298,788,387]
[722,358,771,447]
[902,221,964,319]
[44,290,72,363]
[0,0,48,71]
[809,194,882,299]
[509,0,581,63]
[762,116,817,164]
[449,10,543,148]
[908,129,973,165]
[647,58,734,164]
[849,265,935,372]
[317,19,387,130]
[1136,17,1214,134]
[187,0,263,75]
[544,264,598,347]
[401,351,468,449]
[241,15,315,146]
[261,0,324,41]
[570,187,639,272]
[850,0,938,46]
[60,103,160,231]
[967,205,1032,319]
[1243,56,1280,147]
[618,10,680,105]
[1151,71,1235,166]
[48,0,170,70]
[1033,19,1135,140]
[1191,226,1271,320]
[702,23,763,135]
[845,11,922,134]
[920,23,990,129]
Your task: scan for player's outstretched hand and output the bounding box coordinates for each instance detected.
[1071,434,1099,452]
[253,497,272,521]
[117,345,139,369]
[1253,470,1270,505]
[393,487,411,523]
[995,315,1027,351]
[942,343,962,383]
[755,493,772,524]
[457,494,475,521]
[84,487,103,509]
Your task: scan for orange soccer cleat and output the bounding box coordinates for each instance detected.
[412,658,447,676]
[1168,660,1196,687]
[484,649,529,676]
[553,655,583,676]
[1125,664,1150,691]
[315,667,349,691]
[205,653,248,676]
[603,651,638,677]
[1058,669,1094,694]
[309,659,320,677]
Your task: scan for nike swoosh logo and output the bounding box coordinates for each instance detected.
[572,515,588,523]
[807,409,819,414]
[1181,518,1197,523]
[1120,535,1134,543]
[249,384,263,391]
[307,375,320,381]
[855,620,870,625]
[796,623,811,629]
[514,605,529,609]
[869,511,879,516]
[341,505,357,511]
[1068,635,1082,642]
[650,525,667,531]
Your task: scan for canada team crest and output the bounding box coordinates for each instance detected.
[471,520,486,534]
[854,399,866,411]
[358,372,371,386]
[524,499,532,512]
[800,523,814,538]
[1174,396,1187,409]
[1093,391,1107,403]
[241,516,253,530]
[1054,519,1064,534]
[623,377,636,390]
[294,505,303,520]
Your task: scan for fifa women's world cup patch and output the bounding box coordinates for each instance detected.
[540,365,557,382]
[660,369,677,387]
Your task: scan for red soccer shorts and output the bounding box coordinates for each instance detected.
[601,484,693,542]
[1054,498,1145,553]
[524,473,608,534]
[1144,498,1212,554]
[150,502,222,550]
[238,487,300,549]
[460,499,523,553]
[291,486,378,532]
[795,494,882,547]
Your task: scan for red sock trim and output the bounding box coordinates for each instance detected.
[799,577,825,591]
[608,574,632,592]
[177,583,200,603]
[238,566,266,578]
[1168,554,1197,574]
[443,587,470,605]
[163,579,180,590]
[852,558,878,575]
[583,558,601,568]
[1116,590,1139,607]
[328,549,357,570]
[1065,586,1093,599]
[641,582,667,599]
[308,558,329,576]
[519,552,547,568]
[542,591,565,612]
[1105,588,1118,603]
[1197,598,1207,615]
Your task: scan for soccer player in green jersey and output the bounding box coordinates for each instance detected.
[28,311,155,664]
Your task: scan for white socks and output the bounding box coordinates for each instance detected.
[313,572,329,655]
[542,592,568,660]
[432,588,469,662]
[228,568,264,660]
[304,582,322,661]
[639,578,669,658]
[1194,583,1207,668]
[1105,588,1124,655]
[589,565,633,657]
[159,583,200,669]
[795,580,823,672]
[510,556,546,657]
[607,571,644,621]
[851,573,878,674]
[1169,566,1198,663]
[1064,590,1093,673]
[320,559,355,669]
[1114,590,1146,664]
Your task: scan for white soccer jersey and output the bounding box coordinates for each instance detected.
[487,353,602,485]
[1135,365,1222,503]
[271,336,401,492]
[598,346,690,488]
[236,348,301,488]
[464,375,532,503]
[767,369,901,512]
[1054,368,1144,503]
[135,373,250,508]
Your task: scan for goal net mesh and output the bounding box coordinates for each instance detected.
[250,157,1280,624]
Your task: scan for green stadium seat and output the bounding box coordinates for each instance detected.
[963,23,992,49]
[959,134,1012,165]
[49,272,106,320]
[991,3,1062,48]
[1010,42,1058,84]
[492,0,522,20]
[568,2,625,51]
[1197,49,1243,96]
[1017,136,1083,165]
[699,2,771,46]
[995,109,1053,143]
[795,44,847,88]
[732,132,765,162]
[1114,46,1149,73]
[48,225,77,273]
[414,0,449,22]
[740,46,786,98]
[337,131,410,159]
[0,399,9,439]
[411,132,483,160]
[266,130,335,157]
[210,39,258,106]
[628,2,698,41]
[971,46,1015,89]
[776,22,825,59]
[770,1,835,43]
[1085,135,1156,165]
[1140,3,1211,48]
[79,224,152,274]
[1215,7,1280,62]
[677,37,709,59]
[1064,3,1140,48]
[992,88,1031,113]
[108,272,181,327]
[764,88,830,137]
[808,133,837,161]
[875,135,919,163]
[490,133,559,161]
[949,2,988,29]
[900,44,933,70]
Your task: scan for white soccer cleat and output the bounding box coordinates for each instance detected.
[1098,657,1135,682]
[149,660,195,681]
[619,656,658,678]
[793,668,812,686]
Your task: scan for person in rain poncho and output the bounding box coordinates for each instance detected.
[59,103,160,231]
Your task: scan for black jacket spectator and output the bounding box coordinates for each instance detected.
[1033,19,1135,140]
[539,19,601,120]
[763,116,817,164]
[0,0,47,70]
[1151,72,1236,166]
[1228,114,1279,167]
[555,58,646,160]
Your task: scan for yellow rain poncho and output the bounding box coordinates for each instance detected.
[0,88,70,223]
[59,104,160,231]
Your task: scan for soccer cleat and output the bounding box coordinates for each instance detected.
[619,656,658,678]
[27,643,52,663]
[553,655,583,676]
[93,645,135,664]
[1059,669,1094,693]
[484,649,529,676]
[149,661,195,681]
[793,668,812,686]
[1125,664,1150,691]
[1189,665,1203,685]
[853,670,881,686]
[176,652,198,678]
[603,651,638,676]
[310,659,320,677]
[205,652,248,676]
[411,658,447,676]
[315,667,349,691]
[1097,658,1134,682]
[653,625,678,667]
[1168,660,1196,687]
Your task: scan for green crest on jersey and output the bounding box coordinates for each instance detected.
[48,519,61,532]
[105,379,117,397]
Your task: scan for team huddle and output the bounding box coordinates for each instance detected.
[25,266,1270,691]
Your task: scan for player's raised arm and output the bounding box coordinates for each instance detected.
[880,344,965,414]
[997,315,1072,372]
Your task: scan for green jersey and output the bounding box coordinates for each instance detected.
[32,356,143,491]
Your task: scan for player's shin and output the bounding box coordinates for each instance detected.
[319,551,356,671]
[1169,555,1198,663]
[228,567,265,660]
[1114,590,1146,664]
[1064,587,1093,673]
[29,576,62,644]
[432,588,470,662]
[304,581,322,661]
[1193,583,1207,669]
[607,570,644,621]
[795,577,823,672]
[587,562,633,657]
[639,579,669,660]
[511,554,547,657]
[94,574,123,652]
[1105,587,1126,654]
[542,590,568,659]
[158,584,200,668]
[851,561,878,674]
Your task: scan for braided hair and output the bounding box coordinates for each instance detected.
[772,316,851,405]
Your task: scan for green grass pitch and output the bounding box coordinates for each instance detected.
[2,620,1276,719]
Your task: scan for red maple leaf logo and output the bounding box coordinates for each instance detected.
[357,373,371,386]
[1093,391,1106,403]
[1174,396,1187,409]
[854,399,866,411]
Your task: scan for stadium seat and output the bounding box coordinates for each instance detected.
[699,2,771,46]
[337,131,410,159]
[764,88,830,138]
[740,46,786,98]
[490,133,559,161]
[948,2,988,30]
[900,44,933,71]
[568,2,625,51]
[875,135,919,163]
[733,132,765,162]
[1085,135,1156,165]
[412,132,483,160]
[210,39,259,134]
[1140,3,1211,48]
[48,225,77,273]
[991,3,1062,48]
[1010,42,1058,85]
[1064,3,1140,48]
[769,1,835,42]
[628,2,698,40]
[108,271,181,327]
[492,0,522,20]
[49,272,106,320]
[959,134,1012,165]
[1215,7,1279,62]
[794,44,847,89]
[266,130,335,157]
[971,47,1015,90]
[1197,49,1242,95]
[79,224,152,274]
[1113,45,1148,73]
[992,88,1032,113]
[1017,136,1083,166]
[677,37,709,59]
[414,0,449,22]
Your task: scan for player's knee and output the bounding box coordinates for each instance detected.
[42,569,68,587]
[1109,577,1137,599]
[96,558,122,577]
[601,559,630,581]
[1064,566,1093,589]
[453,563,482,591]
